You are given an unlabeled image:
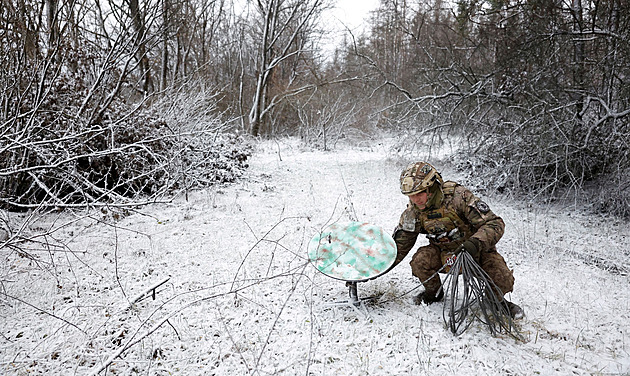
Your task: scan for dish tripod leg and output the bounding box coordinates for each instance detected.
[348,281,359,305]
[324,281,382,308]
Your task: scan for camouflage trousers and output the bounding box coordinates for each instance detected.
[409,244,514,298]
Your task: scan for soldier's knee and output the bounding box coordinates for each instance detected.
[410,246,441,273]
[494,269,514,295]
[481,252,515,294]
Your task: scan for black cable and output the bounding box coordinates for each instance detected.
[441,252,523,340]
[340,251,523,340]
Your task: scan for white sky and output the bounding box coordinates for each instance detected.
[329,0,380,32]
[320,0,380,56]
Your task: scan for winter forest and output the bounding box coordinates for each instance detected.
[1,0,630,374]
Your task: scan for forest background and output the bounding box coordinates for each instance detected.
[2,0,629,217]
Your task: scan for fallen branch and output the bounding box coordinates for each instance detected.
[88,265,308,376]
[125,277,171,310]
[2,292,86,334]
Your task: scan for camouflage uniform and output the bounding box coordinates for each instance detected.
[393,181,515,298]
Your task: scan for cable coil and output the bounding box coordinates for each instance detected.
[442,252,523,340]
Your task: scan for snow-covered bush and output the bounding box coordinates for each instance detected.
[1,72,251,211]
[451,104,630,218]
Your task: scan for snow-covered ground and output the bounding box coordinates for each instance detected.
[2,136,629,375]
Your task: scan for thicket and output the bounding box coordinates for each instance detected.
[1,0,628,216]
[0,60,250,210]
[0,1,251,212]
[346,0,630,217]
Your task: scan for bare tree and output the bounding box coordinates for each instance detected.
[129,0,153,94]
[247,0,328,136]
[0,0,251,211]
[336,0,630,214]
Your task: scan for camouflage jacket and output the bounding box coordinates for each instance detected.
[393,181,505,264]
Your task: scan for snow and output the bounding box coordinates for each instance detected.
[2,136,629,375]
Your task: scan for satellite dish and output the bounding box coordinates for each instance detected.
[308,222,397,304]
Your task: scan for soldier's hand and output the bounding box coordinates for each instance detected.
[457,239,481,260]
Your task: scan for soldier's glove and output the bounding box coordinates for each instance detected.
[456,239,481,260]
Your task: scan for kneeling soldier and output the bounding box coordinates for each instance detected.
[392,162,524,319]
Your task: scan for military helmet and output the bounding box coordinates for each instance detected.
[400,162,443,196]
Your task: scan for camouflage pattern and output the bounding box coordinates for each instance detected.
[400,162,444,195]
[308,222,397,282]
[393,181,514,297]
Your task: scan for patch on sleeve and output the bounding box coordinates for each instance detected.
[402,217,416,232]
[475,200,490,213]
[401,209,417,231]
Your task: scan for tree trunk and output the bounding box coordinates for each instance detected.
[247,0,324,136]
[572,0,585,119]
[46,0,58,46]
[130,0,153,94]
[249,0,276,137]
[161,0,169,91]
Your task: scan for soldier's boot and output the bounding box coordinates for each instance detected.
[414,289,444,305]
[504,300,524,320]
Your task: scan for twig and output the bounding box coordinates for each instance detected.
[125,277,171,310]
[2,292,86,334]
[253,263,308,372]
[88,265,309,376]
[230,216,306,291]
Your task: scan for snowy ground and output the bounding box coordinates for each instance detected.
[1,136,629,375]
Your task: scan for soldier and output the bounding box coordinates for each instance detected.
[392,162,524,319]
